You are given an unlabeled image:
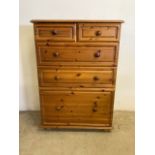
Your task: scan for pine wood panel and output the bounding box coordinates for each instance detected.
[38,67,116,87]
[78,23,120,42]
[40,90,114,125]
[37,46,117,66]
[35,23,76,41]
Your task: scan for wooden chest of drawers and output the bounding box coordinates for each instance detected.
[31,20,123,131]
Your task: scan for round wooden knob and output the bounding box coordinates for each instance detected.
[92,101,98,112]
[92,107,97,112]
[76,73,81,77]
[54,76,59,80]
[53,52,60,57]
[51,30,58,35]
[95,31,102,36]
[55,105,64,111]
[93,76,99,81]
[94,50,101,57]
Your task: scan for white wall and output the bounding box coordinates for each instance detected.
[19,0,134,111]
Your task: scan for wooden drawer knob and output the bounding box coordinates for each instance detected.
[55,105,64,111]
[95,31,102,36]
[94,50,101,57]
[92,101,98,112]
[54,76,59,80]
[76,73,81,77]
[51,30,58,35]
[53,52,60,57]
[93,76,100,81]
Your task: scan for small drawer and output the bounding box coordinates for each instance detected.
[40,90,113,125]
[37,45,117,66]
[78,23,120,42]
[38,67,116,88]
[35,23,76,41]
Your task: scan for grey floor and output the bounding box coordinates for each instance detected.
[20,111,135,155]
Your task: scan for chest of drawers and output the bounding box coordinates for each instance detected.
[31,20,123,131]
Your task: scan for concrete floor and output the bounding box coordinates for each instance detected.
[19,111,135,155]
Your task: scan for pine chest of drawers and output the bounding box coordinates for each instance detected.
[31,20,123,131]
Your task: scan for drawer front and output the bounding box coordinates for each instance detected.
[37,46,117,66]
[40,90,113,125]
[38,67,115,87]
[78,23,120,41]
[35,24,76,41]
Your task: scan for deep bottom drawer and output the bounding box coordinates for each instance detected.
[40,90,114,126]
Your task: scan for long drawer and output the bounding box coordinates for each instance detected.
[37,45,118,66]
[38,67,116,88]
[40,90,114,126]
